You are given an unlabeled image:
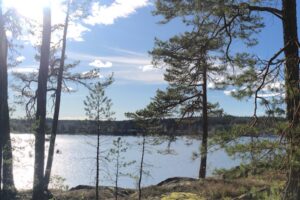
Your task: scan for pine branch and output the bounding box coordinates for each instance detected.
[247,5,282,20]
[252,41,290,125]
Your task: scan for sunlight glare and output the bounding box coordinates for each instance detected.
[3,0,62,23]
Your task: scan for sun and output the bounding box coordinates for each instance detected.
[3,0,64,25]
[4,0,51,21]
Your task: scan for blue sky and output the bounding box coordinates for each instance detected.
[6,0,298,120]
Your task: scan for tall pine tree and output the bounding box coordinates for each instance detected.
[0,1,21,198]
[84,81,114,200]
[154,1,299,198]
[44,0,71,191]
[149,26,224,178]
[32,4,51,200]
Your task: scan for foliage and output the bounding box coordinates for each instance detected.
[49,175,69,191]
[12,0,104,119]
[84,80,114,122]
[152,1,299,197]
[105,137,135,200]
[84,80,114,200]
[105,137,136,177]
[211,121,288,178]
[149,33,224,119]
[12,51,105,118]
[161,192,204,200]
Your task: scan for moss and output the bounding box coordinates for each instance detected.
[161,192,205,200]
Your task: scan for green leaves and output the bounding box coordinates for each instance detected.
[84,80,114,123]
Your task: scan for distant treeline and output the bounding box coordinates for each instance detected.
[10,116,281,136]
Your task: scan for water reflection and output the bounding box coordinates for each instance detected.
[11,134,240,189]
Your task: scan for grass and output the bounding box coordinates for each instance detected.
[15,170,286,200]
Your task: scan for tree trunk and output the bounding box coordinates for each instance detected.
[0,3,16,199]
[0,142,2,200]
[138,136,146,200]
[281,0,300,199]
[32,6,51,200]
[44,0,70,191]
[96,122,100,200]
[95,100,101,200]
[0,2,5,198]
[199,63,208,179]
[115,138,120,200]
[2,134,16,199]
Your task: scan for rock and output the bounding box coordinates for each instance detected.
[157,177,198,186]
[69,185,94,191]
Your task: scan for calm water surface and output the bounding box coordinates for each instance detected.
[11,134,240,189]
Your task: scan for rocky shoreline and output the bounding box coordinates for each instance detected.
[15,174,284,200]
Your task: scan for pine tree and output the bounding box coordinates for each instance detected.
[0,2,11,198]
[125,108,164,200]
[84,81,114,200]
[32,5,51,200]
[0,2,22,199]
[154,0,299,198]
[43,0,71,192]
[105,137,135,200]
[149,28,224,178]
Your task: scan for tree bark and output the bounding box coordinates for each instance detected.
[32,6,51,200]
[95,97,101,200]
[282,1,300,123]
[96,120,100,200]
[0,2,16,199]
[44,0,70,191]
[0,142,2,200]
[2,134,16,199]
[199,62,208,179]
[0,2,5,198]
[281,0,300,199]
[115,138,120,200]
[138,136,146,200]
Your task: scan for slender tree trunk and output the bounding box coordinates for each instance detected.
[0,2,5,198]
[0,3,16,199]
[138,136,146,200]
[2,134,16,199]
[32,6,51,200]
[199,63,208,179]
[96,120,100,200]
[44,0,70,191]
[115,138,120,200]
[0,142,2,200]
[282,0,300,199]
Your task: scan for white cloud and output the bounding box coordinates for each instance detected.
[109,47,148,57]
[62,22,91,42]
[4,0,150,44]
[84,0,149,25]
[262,81,284,91]
[224,89,235,96]
[69,52,151,66]
[80,71,103,78]
[62,85,76,92]
[139,64,156,72]
[89,59,113,68]
[116,68,164,84]
[69,51,165,84]
[258,93,283,98]
[16,56,26,62]
[224,88,284,98]
[9,67,38,74]
[208,82,216,89]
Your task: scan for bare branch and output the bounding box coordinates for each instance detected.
[252,41,290,125]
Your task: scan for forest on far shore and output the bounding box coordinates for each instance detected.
[10,116,282,136]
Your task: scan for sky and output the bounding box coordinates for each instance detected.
[4,0,299,120]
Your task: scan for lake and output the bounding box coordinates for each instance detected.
[11,134,240,190]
